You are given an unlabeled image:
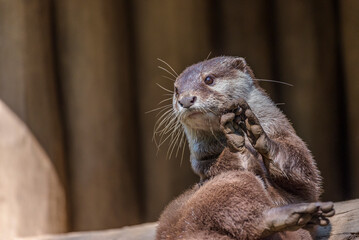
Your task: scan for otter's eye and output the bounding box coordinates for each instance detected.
[174,87,179,96]
[204,75,214,85]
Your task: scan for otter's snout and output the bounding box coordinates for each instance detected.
[178,95,197,108]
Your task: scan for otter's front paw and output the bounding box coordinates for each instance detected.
[261,202,335,237]
[233,99,275,159]
[220,112,245,152]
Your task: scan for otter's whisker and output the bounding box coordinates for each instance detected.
[176,127,186,161]
[165,123,180,158]
[155,109,176,131]
[155,121,177,149]
[180,129,187,166]
[154,107,173,125]
[154,110,175,138]
[155,124,173,148]
[157,98,173,107]
[168,123,183,159]
[158,66,177,79]
[161,119,180,143]
[161,75,175,82]
[199,106,207,114]
[155,113,178,139]
[146,104,171,114]
[157,126,178,149]
[254,78,293,87]
[175,126,185,158]
[155,108,172,120]
[157,58,179,77]
[159,121,181,148]
[156,83,173,93]
[169,119,181,143]
[155,119,176,152]
[156,114,178,139]
[155,105,173,117]
[206,108,216,115]
[153,109,175,141]
[205,51,212,60]
[157,97,173,105]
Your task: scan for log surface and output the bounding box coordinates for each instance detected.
[20,199,359,240]
[19,223,157,240]
[316,199,359,240]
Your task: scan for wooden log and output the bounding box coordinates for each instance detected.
[19,223,158,240]
[316,199,359,240]
[19,199,359,240]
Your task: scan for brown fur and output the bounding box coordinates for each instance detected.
[156,56,333,239]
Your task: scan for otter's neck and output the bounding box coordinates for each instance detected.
[184,127,226,176]
[247,87,294,137]
[185,128,226,159]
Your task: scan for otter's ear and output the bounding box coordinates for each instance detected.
[231,57,255,78]
[231,57,246,71]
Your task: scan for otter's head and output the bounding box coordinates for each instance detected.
[173,56,255,132]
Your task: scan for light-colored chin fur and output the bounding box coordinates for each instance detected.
[181,112,220,131]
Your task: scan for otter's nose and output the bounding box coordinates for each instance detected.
[178,96,197,108]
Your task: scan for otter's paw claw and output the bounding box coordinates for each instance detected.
[220,112,245,152]
[220,112,236,134]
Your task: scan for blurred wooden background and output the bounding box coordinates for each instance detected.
[0,0,358,236]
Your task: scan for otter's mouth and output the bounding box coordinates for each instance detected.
[181,108,217,120]
[180,108,204,116]
[179,108,220,131]
[186,111,203,118]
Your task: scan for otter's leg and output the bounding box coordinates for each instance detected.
[156,187,198,240]
[261,201,335,238]
[181,171,275,240]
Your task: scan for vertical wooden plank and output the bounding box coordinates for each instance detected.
[0,0,68,232]
[0,0,26,118]
[54,0,140,230]
[341,0,359,198]
[274,0,343,200]
[132,0,211,221]
[218,0,277,97]
[0,0,66,186]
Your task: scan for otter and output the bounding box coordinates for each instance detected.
[156,56,334,239]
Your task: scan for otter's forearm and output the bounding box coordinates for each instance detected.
[264,137,322,202]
